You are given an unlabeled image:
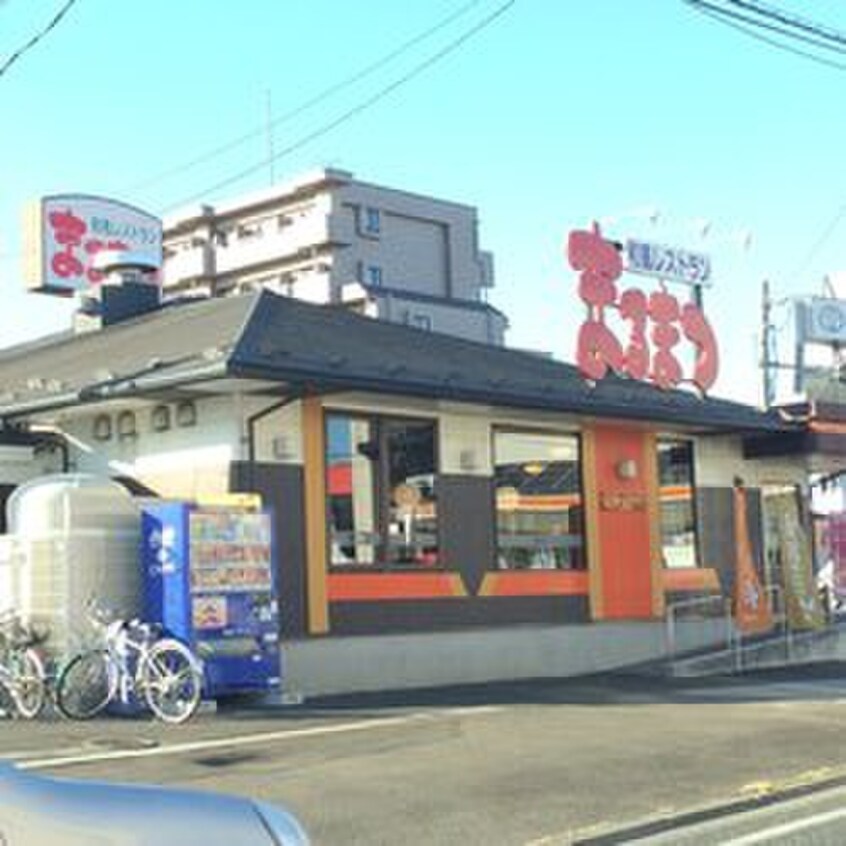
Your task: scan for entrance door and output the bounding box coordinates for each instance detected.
[589,425,658,620]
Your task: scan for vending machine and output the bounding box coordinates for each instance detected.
[140,501,281,698]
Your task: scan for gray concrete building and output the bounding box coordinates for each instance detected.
[162,169,507,345]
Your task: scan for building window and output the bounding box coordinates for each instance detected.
[92,414,112,441]
[657,439,699,569]
[150,405,171,432]
[175,400,197,428]
[366,265,383,287]
[326,413,439,569]
[363,207,381,236]
[116,411,137,440]
[236,221,263,240]
[493,431,586,570]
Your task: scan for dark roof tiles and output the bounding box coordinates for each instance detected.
[0,289,791,433]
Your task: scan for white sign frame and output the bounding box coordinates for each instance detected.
[625,239,712,288]
[22,194,162,295]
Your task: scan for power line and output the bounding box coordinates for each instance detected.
[683,0,846,71]
[724,0,846,50]
[684,0,846,58]
[787,204,846,283]
[125,0,488,193]
[160,0,517,213]
[0,0,80,80]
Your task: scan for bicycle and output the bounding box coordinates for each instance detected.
[0,610,48,720]
[55,600,204,724]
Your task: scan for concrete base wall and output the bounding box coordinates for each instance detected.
[281,623,675,698]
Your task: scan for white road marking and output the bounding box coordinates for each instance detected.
[12,705,502,771]
[723,807,846,845]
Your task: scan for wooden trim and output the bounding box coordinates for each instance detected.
[302,396,329,634]
[581,428,604,620]
[808,420,846,435]
[327,572,466,601]
[642,432,665,618]
[478,570,589,597]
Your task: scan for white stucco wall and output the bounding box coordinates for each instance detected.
[57,396,243,499]
[693,434,807,489]
[245,397,304,466]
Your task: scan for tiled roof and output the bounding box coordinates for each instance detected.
[0,290,792,433]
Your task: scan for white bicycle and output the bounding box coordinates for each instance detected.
[0,610,47,719]
[55,601,204,724]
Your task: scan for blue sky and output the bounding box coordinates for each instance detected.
[1,0,844,405]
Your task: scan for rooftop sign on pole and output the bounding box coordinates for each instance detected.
[798,297,846,346]
[22,195,162,296]
[566,223,720,394]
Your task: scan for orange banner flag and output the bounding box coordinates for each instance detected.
[733,486,774,634]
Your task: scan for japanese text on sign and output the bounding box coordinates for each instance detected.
[626,239,712,287]
[23,195,162,295]
[567,223,720,393]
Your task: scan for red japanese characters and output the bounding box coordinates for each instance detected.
[566,222,719,393]
[47,208,128,286]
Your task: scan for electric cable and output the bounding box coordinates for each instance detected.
[160,0,516,213]
[124,0,488,193]
[787,204,846,287]
[0,0,80,80]
[724,0,846,50]
[683,0,846,71]
[684,0,846,57]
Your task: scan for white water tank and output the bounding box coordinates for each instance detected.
[5,474,142,659]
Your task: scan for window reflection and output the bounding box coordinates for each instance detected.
[657,439,699,569]
[326,414,439,568]
[493,431,586,570]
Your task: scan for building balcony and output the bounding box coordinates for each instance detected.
[162,245,214,285]
[215,217,338,275]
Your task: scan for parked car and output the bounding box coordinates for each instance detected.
[0,762,309,845]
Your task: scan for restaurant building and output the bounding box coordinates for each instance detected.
[0,283,839,694]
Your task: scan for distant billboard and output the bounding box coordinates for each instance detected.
[798,297,846,346]
[625,239,712,287]
[22,195,162,295]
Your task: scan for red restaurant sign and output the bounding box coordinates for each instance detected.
[567,223,719,393]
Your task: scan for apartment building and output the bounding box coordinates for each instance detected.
[162,168,507,345]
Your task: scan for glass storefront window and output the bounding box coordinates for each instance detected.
[657,439,699,569]
[493,431,586,570]
[326,413,439,568]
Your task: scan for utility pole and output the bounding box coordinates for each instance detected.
[761,279,776,407]
[265,89,275,186]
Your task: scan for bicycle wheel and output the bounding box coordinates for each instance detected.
[0,675,16,718]
[55,650,116,720]
[9,648,46,719]
[140,639,203,724]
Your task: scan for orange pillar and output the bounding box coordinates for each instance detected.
[585,425,661,620]
[302,396,329,635]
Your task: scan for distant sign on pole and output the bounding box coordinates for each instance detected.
[22,195,162,296]
[798,297,846,346]
[625,239,712,287]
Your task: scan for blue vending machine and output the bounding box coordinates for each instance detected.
[141,501,281,698]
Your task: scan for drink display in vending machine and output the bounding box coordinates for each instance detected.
[140,501,281,698]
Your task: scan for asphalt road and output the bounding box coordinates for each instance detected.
[2,664,845,845]
[604,785,846,845]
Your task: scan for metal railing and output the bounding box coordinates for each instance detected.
[666,584,841,673]
[730,584,790,672]
[665,593,733,662]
